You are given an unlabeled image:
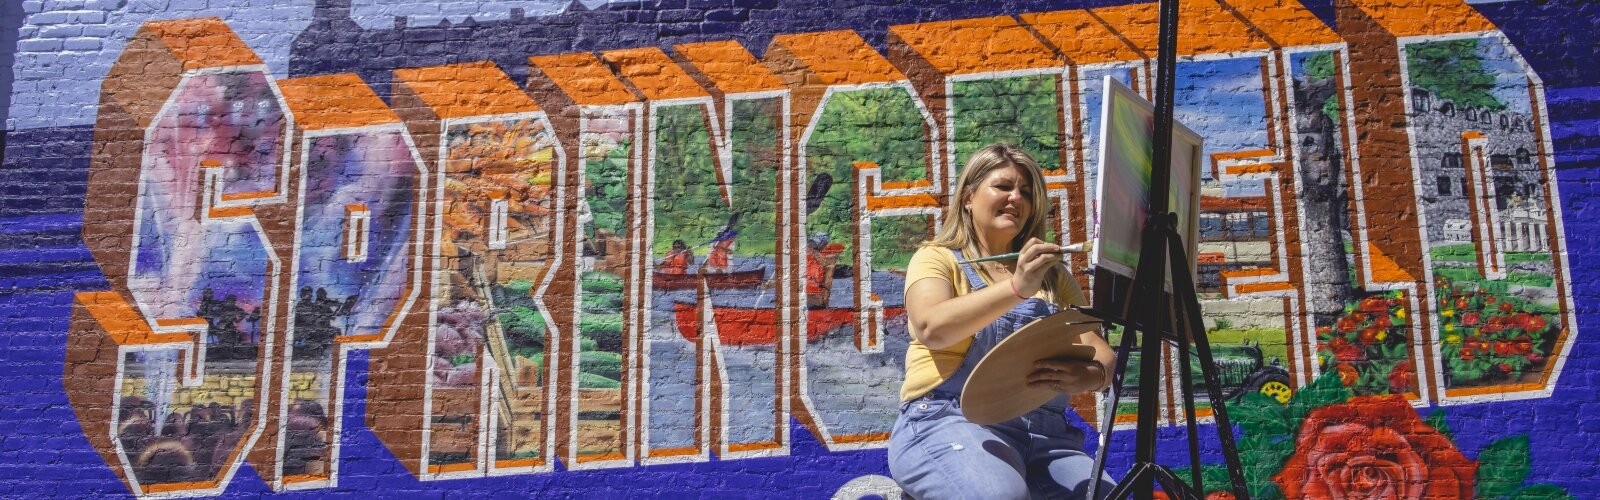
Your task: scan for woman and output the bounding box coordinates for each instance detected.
[890,143,1117,499]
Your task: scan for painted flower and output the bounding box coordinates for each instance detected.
[1336,315,1359,333]
[1500,301,1515,313]
[1360,296,1389,313]
[1331,338,1363,363]
[1358,326,1382,345]
[1462,312,1480,327]
[1336,363,1360,386]
[1389,360,1415,394]
[1273,395,1476,499]
[1522,314,1548,333]
[1513,335,1534,355]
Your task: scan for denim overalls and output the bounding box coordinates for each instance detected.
[888,249,1112,499]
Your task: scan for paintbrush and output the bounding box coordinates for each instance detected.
[961,239,1096,264]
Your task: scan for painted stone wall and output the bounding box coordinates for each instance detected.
[3,0,1598,497]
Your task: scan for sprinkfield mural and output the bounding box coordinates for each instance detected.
[7,0,1600,497]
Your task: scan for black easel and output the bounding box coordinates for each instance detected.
[1083,0,1250,497]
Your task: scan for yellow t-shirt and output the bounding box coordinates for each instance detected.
[899,245,1088,401]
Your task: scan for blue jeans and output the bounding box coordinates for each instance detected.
[888,395,1113,499]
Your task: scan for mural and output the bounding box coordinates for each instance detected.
[8,0,1594,497]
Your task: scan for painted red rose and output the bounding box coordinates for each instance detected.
[1273,395,1476,499]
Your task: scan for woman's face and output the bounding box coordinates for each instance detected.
[964,163,1033,248]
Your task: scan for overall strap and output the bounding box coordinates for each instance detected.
[950,248,990,291]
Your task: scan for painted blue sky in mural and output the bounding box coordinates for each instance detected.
[4,0,612,129]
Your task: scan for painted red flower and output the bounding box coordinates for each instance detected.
[1358,326,1382,345]
[1459,347,1475,361]
[1388,360,1415,394]
[1485,295,1498,305]
[1373,315,1392,330]
[1484,316,1506,334]
[1522,314,1548,333]
[1336,315,1359,333]
[1336,363,1360,386]
[1332,339,1363,363]
[1462,312,1480,327]
[1273,395,1476,499]
[1360,296,1389,313]
[1455,298,1469,310]
[1500,301,1515,313]
[1513,335,1534,355]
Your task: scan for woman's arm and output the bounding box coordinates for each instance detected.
[907,239,1062,350]
[905,273,1025,350]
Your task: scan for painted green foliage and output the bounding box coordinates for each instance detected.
[580,138,630,389]
[951,74,1062,173]
[653,104,733,255]
[1300,51,1340,121]
[577,271,623,389]
[805,87,930,269]
[727,97,783,257]
[1407,39,1505,111]
[586,139,631,238]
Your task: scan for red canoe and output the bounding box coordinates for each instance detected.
[652,268,765,291]
[673,302,905,346]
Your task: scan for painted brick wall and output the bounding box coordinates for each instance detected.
[3,0,1598,497]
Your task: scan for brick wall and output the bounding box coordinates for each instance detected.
[3,0,1598,497]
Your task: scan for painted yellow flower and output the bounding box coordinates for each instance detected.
[1396,308,1406,320]
[1441,309,1454,318]
[1446,334,1461,343]
[1444,323,1455,333]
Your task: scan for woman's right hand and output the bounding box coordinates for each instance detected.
[1010,237,1061,297]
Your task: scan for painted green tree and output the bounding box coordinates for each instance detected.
[951,74,1063,173]
[728,98,782,258]
[1407,39,1504,111]
[653,105,732,255]
[805,87,931,269]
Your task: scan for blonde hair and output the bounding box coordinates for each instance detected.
[926,143,1061,300]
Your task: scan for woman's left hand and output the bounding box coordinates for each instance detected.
[1026,358,1109,394]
